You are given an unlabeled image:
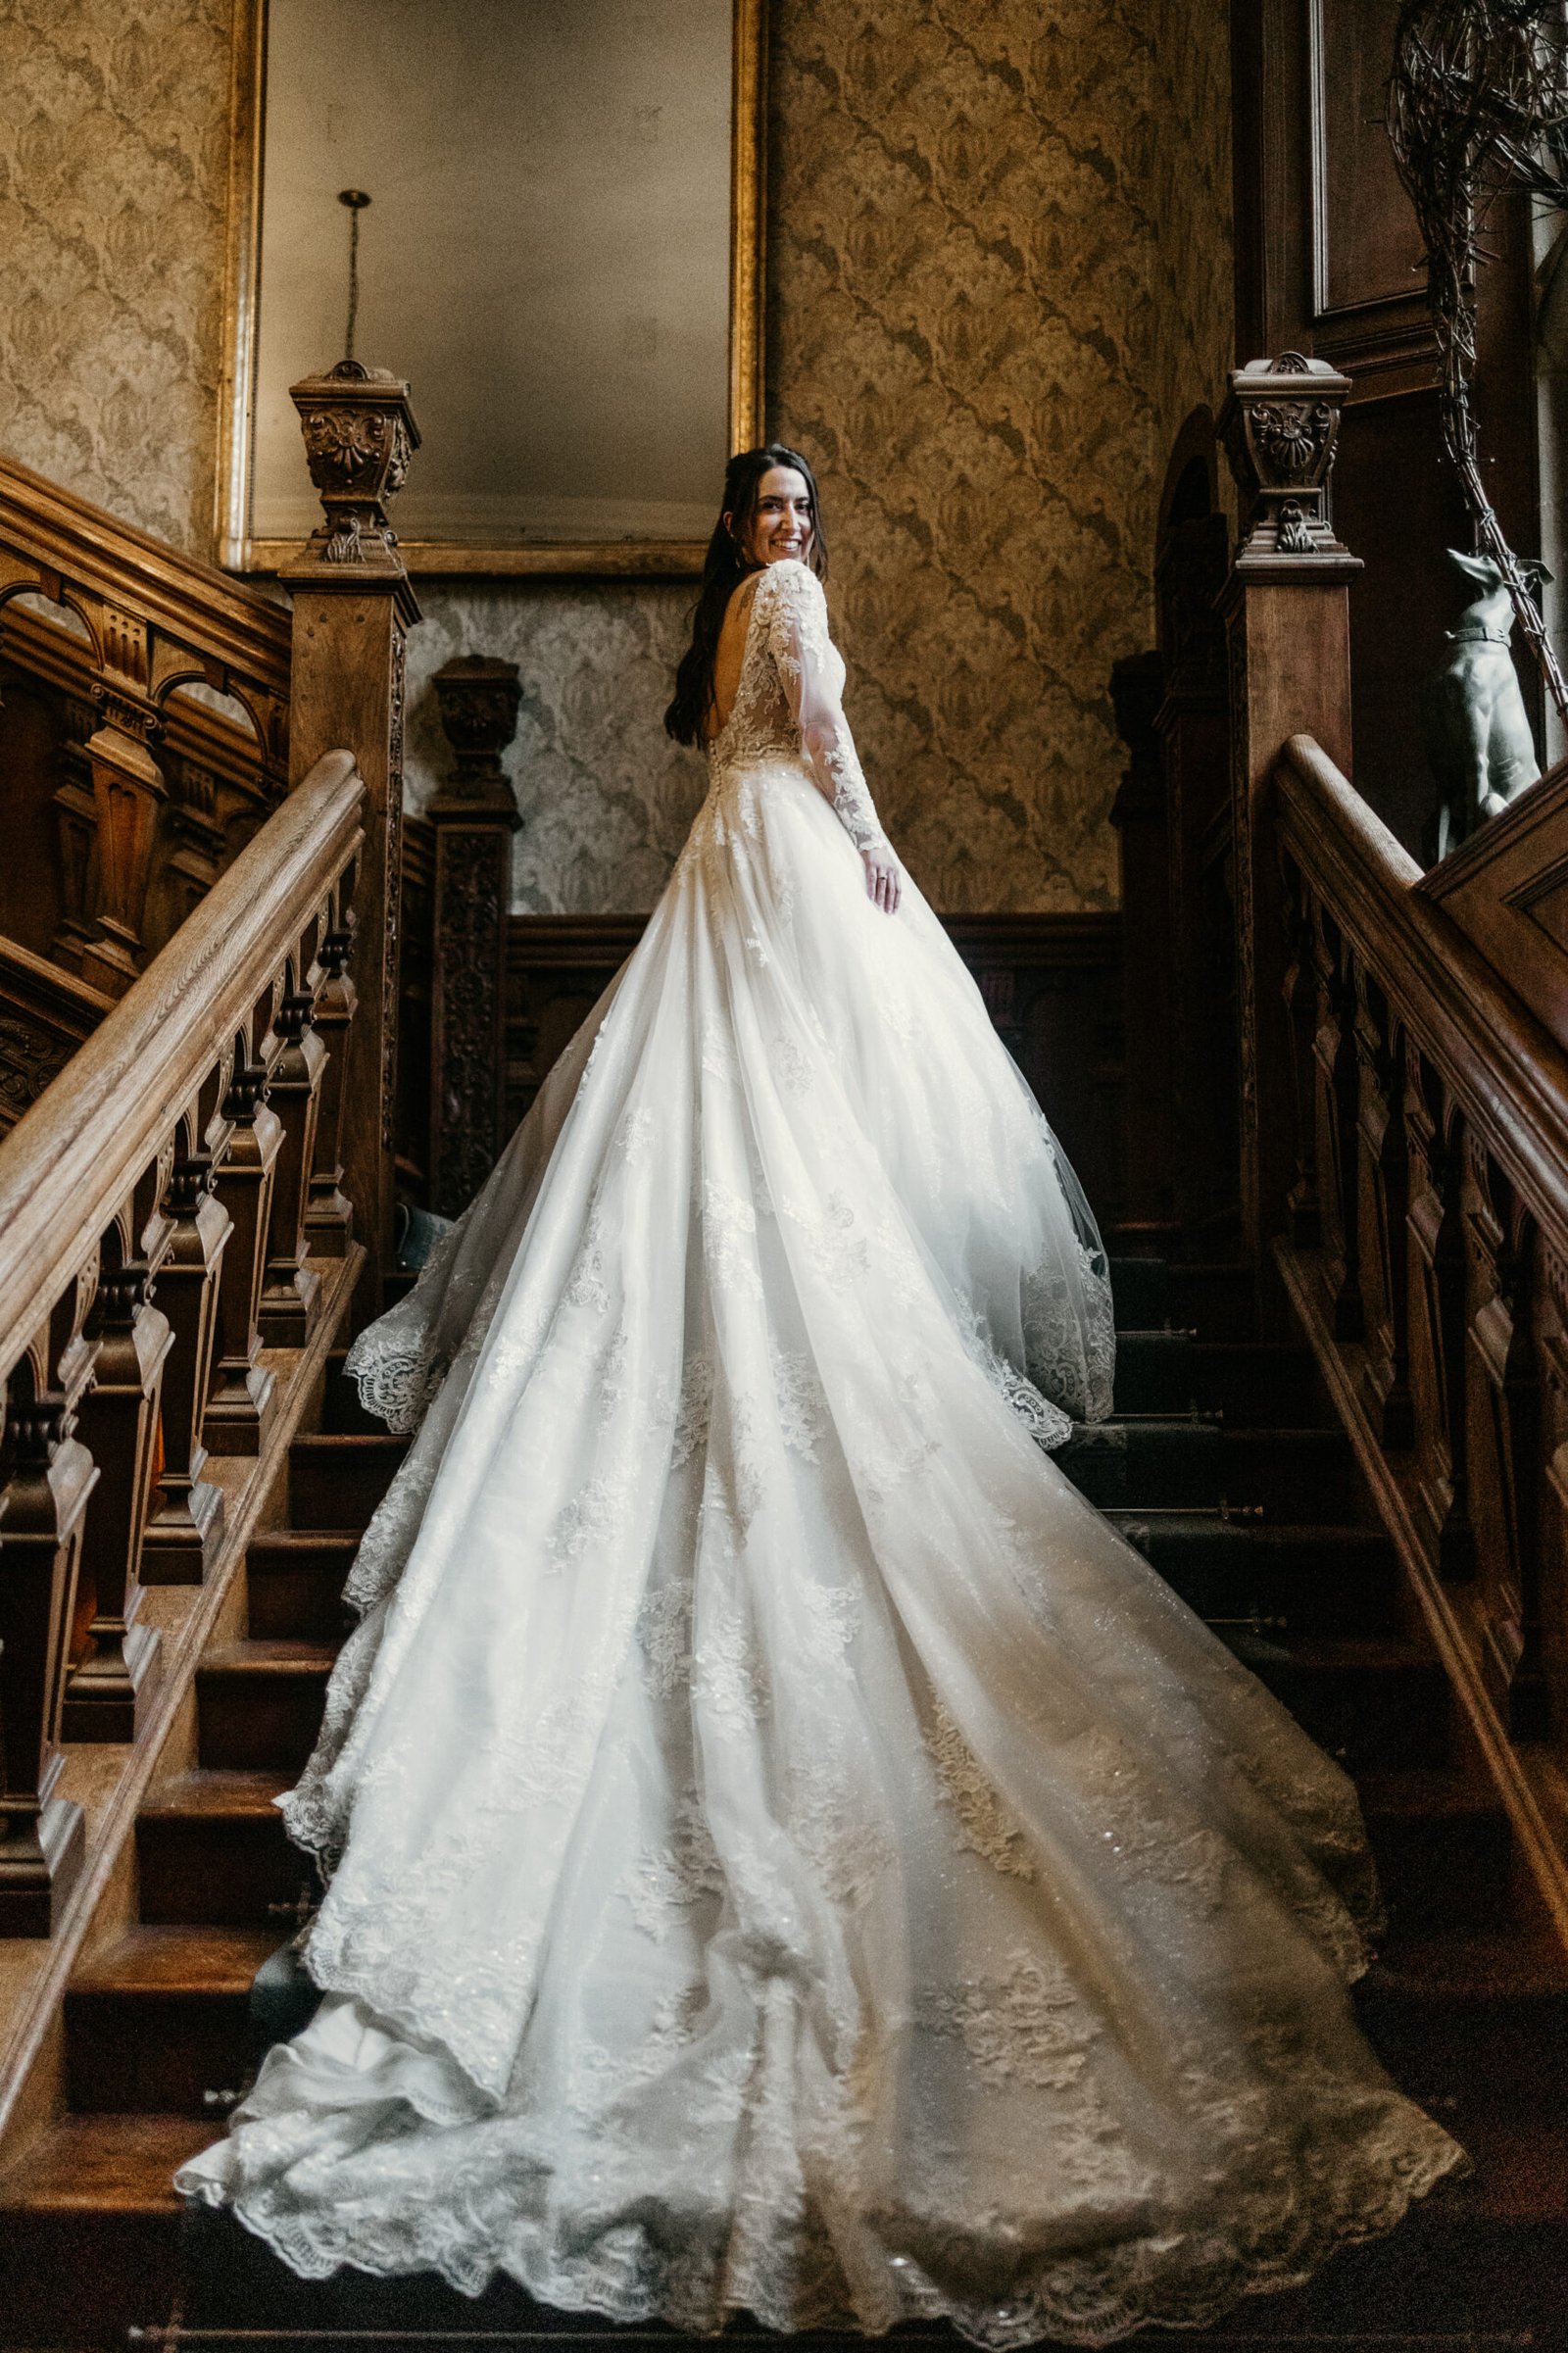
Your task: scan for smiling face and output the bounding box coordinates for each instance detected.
[728,465,814,568]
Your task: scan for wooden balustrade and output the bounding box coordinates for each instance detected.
[0,753,364,1933]
[0,456,292,993]
[1270,733,1568,1930]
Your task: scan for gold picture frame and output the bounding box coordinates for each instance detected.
[216,0,766,579]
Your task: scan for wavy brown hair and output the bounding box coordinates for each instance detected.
[663,445,828,747]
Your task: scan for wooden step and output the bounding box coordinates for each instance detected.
[1356,1766,1514,1933]
[137,1769,313,1927]
[321,1346,390,1435]
[197,1640,336,1772]
[1106,1512,1401,1635]
[1358,1921,1568,2127]
[0,2111,213,2343]
[288,1431,408,1529]
[246,1529,361,1641]
[1057,1414,1225,1508]
[1189,1339,1326,1426]
[1217,1423,1357,1519]
[1222,1631,1453,1770]
[66,1926,277,2114]
[1107,1256,1256,1342]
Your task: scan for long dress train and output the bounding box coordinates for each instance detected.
[178,559,1463,2344]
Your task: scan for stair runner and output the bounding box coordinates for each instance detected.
[2,1262,1565,2350]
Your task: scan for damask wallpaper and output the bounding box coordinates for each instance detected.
[0,0,233,554]
[0,0,1234,913]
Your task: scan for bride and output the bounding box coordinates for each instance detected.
[179,446,1463,2342]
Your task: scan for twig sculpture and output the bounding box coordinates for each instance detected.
[1388,0,1568,727]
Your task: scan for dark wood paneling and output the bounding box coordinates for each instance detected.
[504,910,1126,1226]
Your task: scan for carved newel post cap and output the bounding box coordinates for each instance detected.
[1220,353,1361,577]
[430,656,523,826]
[280,360,422,583]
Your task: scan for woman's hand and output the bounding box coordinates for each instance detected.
[862,843,902,914]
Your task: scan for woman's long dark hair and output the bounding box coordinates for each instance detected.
[663,444,828,746]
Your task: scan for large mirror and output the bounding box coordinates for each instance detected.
[219,0,765,576]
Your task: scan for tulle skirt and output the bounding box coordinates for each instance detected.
[178,753,1463,2343]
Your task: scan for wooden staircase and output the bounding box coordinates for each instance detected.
[2,1261,1564,2349]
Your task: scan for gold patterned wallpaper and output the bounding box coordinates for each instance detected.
[0,0,1233,913]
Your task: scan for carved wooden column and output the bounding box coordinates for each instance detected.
[305,909,358,1260]
[1155,508,1234,1243]
[0,1382,96,1934]
[204,1054,281,1452]
[78,604,167,1000]
[140,1145,231,1583]
[1108,652,1175,1246]
[61,1258,171,1739]
[428,657,522,1217]
[258,985,325,1346]
[280,362,420,1323]
[1219,356,1361,1293]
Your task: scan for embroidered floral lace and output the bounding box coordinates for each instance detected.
[180,555,1462,2341]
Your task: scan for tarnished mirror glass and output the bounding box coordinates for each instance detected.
[220,0,765,576]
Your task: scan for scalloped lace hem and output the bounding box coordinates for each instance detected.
[184,2105,1466,2350]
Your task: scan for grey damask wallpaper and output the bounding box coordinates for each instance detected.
[0,0,233,554]
[0,0,1234,913]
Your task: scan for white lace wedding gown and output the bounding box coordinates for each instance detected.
[179,560,1462,2343]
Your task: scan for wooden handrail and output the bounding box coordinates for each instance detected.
[0,453,293,997]
[0,753,362,1376]
[0,751,364,1935]
[1277,734,1568,1256]
[0,453,289,701]
[1270,728,1568,1943]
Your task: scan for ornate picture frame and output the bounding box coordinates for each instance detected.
[217,0,766,579]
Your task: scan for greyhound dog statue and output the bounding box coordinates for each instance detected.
[1423,548,1548,860]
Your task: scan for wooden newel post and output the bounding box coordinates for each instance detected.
[428,657,522,1217]
[1219,355,1361,1287]
[280,361,421,1319]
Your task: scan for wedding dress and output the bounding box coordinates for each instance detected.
[178,559,1462,2343]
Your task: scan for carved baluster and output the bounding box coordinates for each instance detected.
[1353,973,1413,1446]
[1465,1155,1548,1740]
[203,1052,281,1455]
[77,601,167,999]
[305,909,358,1259]
[1536,1244,1568,1744]
[60,1256,171,1740]
[258,982,325,1346]
[1310,912,1363,1341]
[1405,1062,1476,1579]
[0,1377,96,1934]
[1279,856,1320,1248]
[139,1143,231,1584]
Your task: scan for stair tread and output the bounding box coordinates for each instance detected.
[1445,2113,1568,2223]
[1371,1922,1568,2002]
[199,1640,337,1675]
[249,1530,360,1554]
[71,1925,278,1997]
[0,2112,217,2212]
[1356,1764,1509,1822]
[289,1421,405,1440]
[1272,1633,1440,1669]
[141,1767,292,1819]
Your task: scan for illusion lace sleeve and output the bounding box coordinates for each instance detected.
[757,560,894,860]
